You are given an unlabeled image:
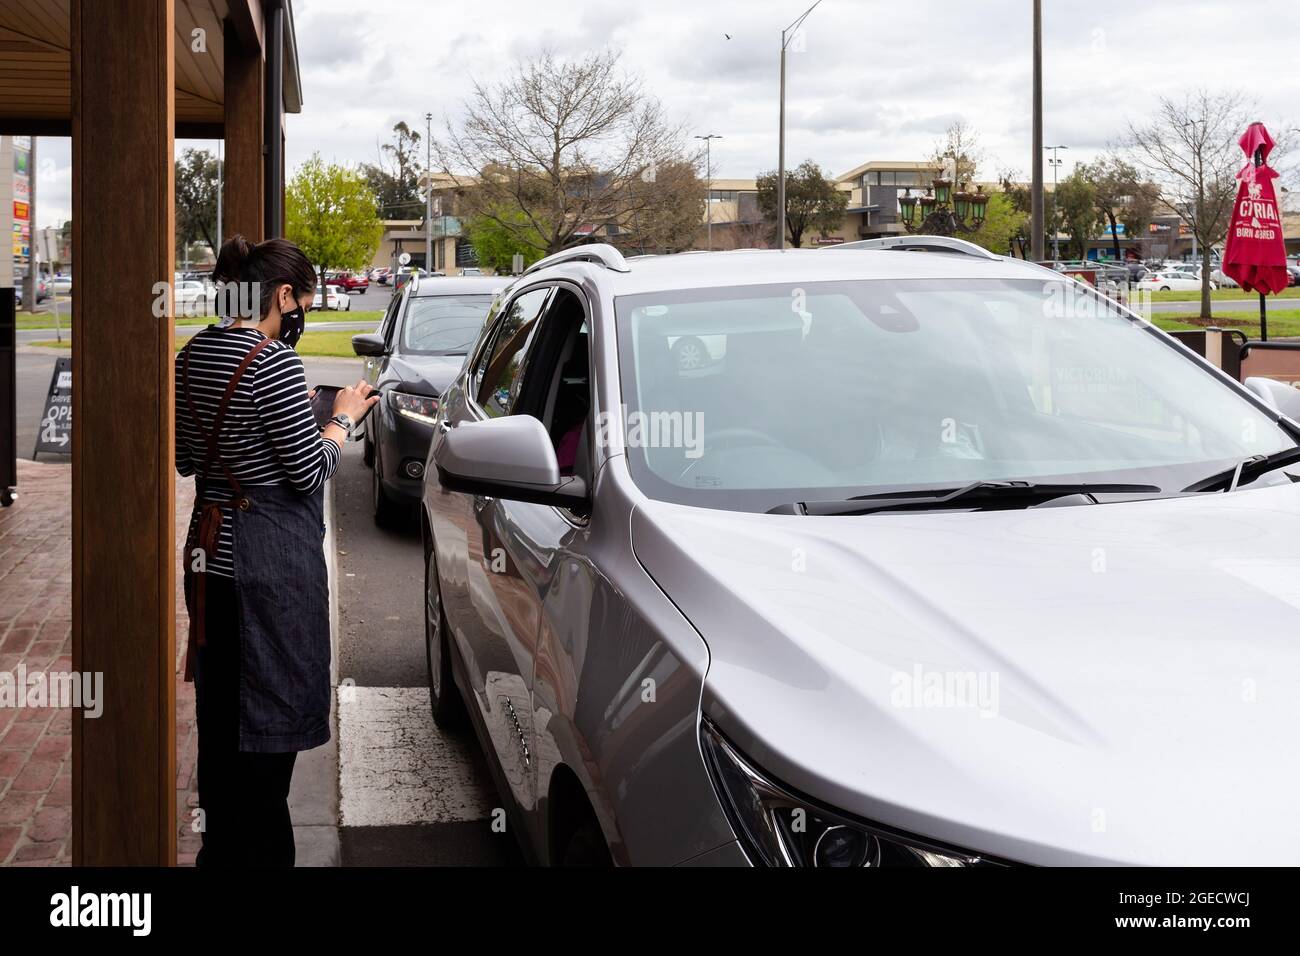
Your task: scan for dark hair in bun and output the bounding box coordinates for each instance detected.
[213,234,316,320]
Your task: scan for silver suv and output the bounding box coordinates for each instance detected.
[421,239,1300,866]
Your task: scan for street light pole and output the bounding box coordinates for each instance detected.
[1030,0,1045,261]
[777,0,823,251]
[695,134,722,251]
[424,112,433,272]
[1045,144,1068,261]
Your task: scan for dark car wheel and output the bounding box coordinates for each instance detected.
[362,427,374,468]
[424,543,467,730]
[372,442,403,528]
[561,821,613,866]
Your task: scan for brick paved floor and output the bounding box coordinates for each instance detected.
[0,460,198,865]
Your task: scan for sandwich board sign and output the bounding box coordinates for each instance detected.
[33,356,71,457]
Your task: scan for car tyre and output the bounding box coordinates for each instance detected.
[424,542,467,730]
[372,441,403,528]
[560,820,613,867]
[362,428,375,468]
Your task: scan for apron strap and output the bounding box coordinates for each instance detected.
[181,333,275,682]
[182,335,274,497]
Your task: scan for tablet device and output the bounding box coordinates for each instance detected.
[311,386,381,429]
[310,385,342,429]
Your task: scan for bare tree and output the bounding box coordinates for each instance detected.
[711,218,776,250]
[438,50,697,255]
[1125,90,1254,317]
[931,120,983,185]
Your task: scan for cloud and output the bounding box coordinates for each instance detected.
[29,0,1300,230]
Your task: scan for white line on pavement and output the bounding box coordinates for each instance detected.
[338,686,496,827]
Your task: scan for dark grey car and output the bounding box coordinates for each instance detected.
[351,276,503,525]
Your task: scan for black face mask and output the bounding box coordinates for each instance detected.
[279,302,306,348]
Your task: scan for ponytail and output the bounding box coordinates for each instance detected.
[213,234,315,320]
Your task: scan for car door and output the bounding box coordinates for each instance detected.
[471,285,596,849]
[440,285,554,814]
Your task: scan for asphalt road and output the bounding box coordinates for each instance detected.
[15,350,65,461]
[307,355,516,866]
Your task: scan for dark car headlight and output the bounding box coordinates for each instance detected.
[700,719,998,867]
[391,391,439,425]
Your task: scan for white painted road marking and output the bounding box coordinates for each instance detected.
[338,686,496,827]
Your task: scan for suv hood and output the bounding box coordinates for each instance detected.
[631,483,1300,865]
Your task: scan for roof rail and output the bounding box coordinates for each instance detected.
[523,242,631,276]
[827,235,1001,261]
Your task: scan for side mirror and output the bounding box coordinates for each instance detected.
[352,333,387,357]
[433,415,589,514]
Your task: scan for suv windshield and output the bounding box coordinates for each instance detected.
[614,277,1295,512]
[401,294,495,355]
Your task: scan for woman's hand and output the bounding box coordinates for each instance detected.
[332,379,380,421]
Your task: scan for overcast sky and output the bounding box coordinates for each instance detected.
[32,0,1300,229]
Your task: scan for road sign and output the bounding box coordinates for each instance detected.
[398,252,411,266]
[33,357,72,457]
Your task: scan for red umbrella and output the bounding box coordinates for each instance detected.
[1222,123,1288,338]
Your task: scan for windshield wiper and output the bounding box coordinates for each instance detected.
[1181,445,1300,494]
[767,480,1163,517]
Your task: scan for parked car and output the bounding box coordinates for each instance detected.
[14,275,51,306]
[459,267,484,277]
[1137,270,1215,292]
[373,267,392,285]
[50,272,72,295]
[421,240,1300,866]
[331,272,370,293]
[1210,268,1240,289]
[312,283,352,311]
[351,275,503,524]
[174,278,216,316]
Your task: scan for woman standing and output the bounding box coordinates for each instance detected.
[175,235,377,867]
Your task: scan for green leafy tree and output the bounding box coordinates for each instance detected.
[176,148,219,258]
[755,160,848,248]
[286,154,384,275]
[467,207,547,273]
[968,192,1028,256]
[1080,156,1160,261]
[1052,171,1101,260]
[360,121,425,218]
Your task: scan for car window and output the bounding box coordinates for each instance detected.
[400,294,495,355]
[475,287,551,417]
[614,277,1294,512]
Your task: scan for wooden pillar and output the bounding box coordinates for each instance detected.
[70,0,176,866]
[223,20,264,243]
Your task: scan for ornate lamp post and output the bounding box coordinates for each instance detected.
[897,159,990,236]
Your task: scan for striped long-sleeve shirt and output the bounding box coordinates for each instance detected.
[175,326,341,578]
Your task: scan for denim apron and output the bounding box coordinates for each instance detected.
[181,337,332,754]
[220,482,331,753]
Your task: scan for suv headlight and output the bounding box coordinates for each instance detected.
[392,391,439,425]
[700,719,998,867]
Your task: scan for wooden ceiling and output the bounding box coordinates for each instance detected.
[0,0,234,133]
